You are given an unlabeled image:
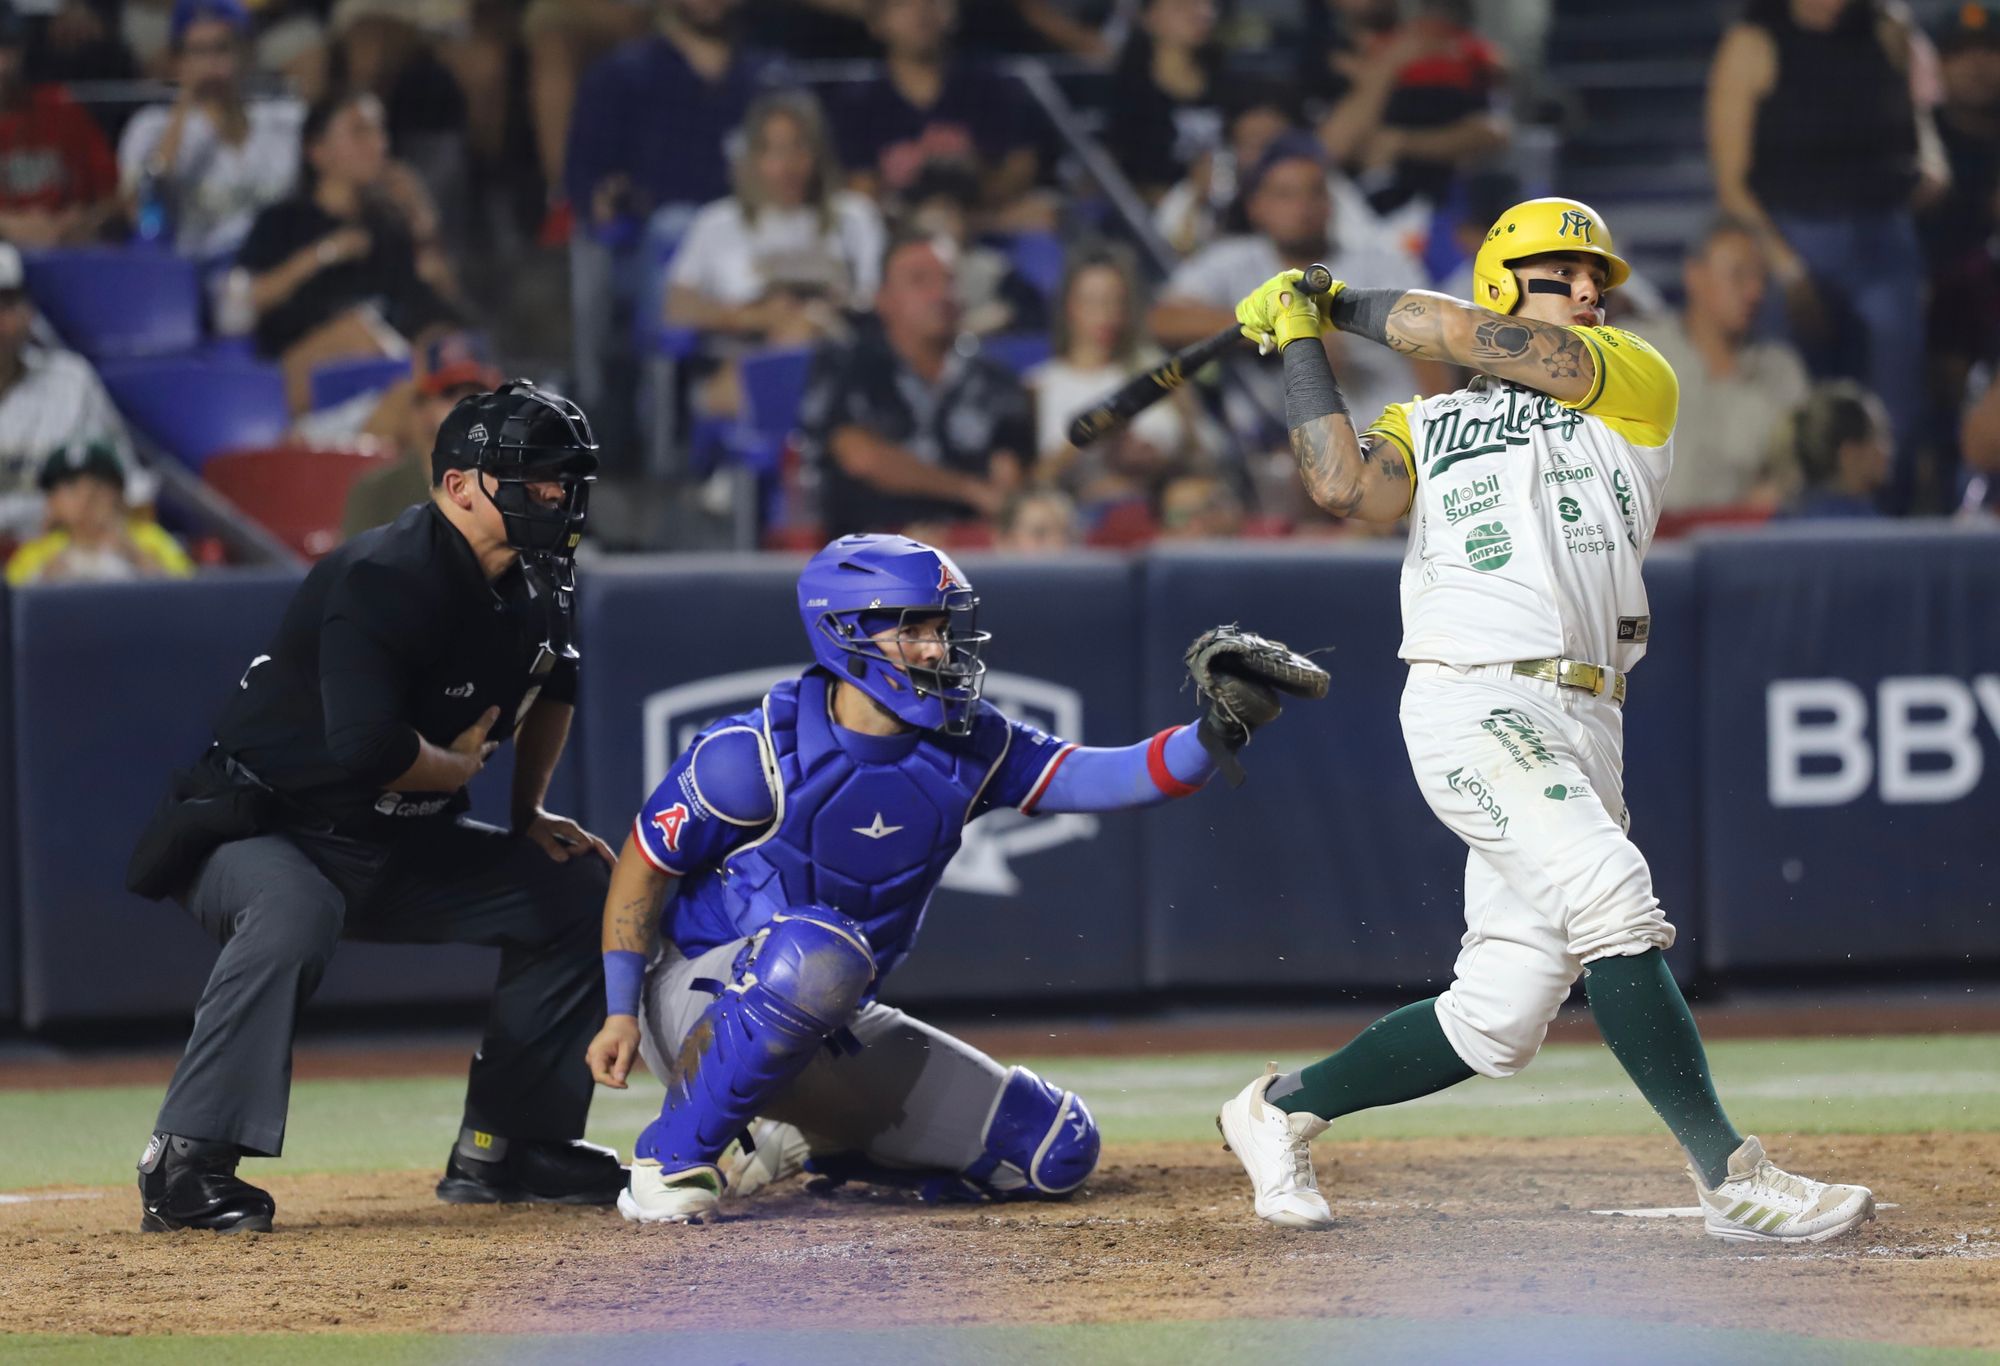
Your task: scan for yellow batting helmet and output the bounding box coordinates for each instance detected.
[1471,197,1631,315]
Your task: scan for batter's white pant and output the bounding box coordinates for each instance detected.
[1400,663,1675,1078]
[637,935,1011,1173]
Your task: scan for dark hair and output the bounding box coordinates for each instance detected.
[298,89,379,194]
[1789,380,1884,485]
[878,225,945,288]
[1050,241,1145,367]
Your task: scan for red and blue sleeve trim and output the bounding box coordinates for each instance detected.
[1147,726,1203,799]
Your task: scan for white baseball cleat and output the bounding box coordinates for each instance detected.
[617,1159,722,1225]
[1217,1063,1334,1230]
[719,1119,810,1198]
[1690,1136,1875,1243]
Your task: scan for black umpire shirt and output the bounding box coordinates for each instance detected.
[211,501,578,837]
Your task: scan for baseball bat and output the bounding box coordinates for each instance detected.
[1066,263,1334,449]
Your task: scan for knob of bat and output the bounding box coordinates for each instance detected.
[1298,264,1334,296]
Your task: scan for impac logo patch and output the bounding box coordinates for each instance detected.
[642,666,1097,895]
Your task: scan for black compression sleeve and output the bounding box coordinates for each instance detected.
[1281,337,1348,431]
[1324,287,1405,347]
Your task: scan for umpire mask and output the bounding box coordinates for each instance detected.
[435,380,599,562]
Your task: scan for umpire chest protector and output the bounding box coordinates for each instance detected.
[718,673,1010,978]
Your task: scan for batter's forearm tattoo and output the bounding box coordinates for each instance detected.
[1289,416,1368,517]
[1335,288,1597,396]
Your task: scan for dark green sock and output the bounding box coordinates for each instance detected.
[1268,998,1477,1121]
[1585,949,1743,1187]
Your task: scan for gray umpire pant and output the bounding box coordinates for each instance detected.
[155,817,609,1157]
[637,936,1009,1173]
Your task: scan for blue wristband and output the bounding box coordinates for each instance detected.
[603,949,646,1018]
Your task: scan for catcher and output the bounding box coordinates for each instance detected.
[585,533,1325,1222]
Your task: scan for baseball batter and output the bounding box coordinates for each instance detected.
[1215,197,1875,1243]
[584,533,1322,1223]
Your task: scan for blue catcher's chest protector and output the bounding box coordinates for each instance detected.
[680,672,1010,979]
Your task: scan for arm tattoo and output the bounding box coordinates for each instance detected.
[1470,317,1533,361]
[606,887,665,955]
[1367,434,1410,491]
[1540,330,1585,380]
[1289,415,1368,517]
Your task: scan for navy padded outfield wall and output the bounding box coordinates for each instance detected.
[3,531,1997,1028]
[1699,526,2000,971]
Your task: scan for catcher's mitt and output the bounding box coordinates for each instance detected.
[1185,624,1329,786]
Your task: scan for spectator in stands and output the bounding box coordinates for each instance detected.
[995,486,1078,552]
[565,0,771,247]
[1102,0,1224,205]
[339,330,502,539]
[1708,0,1948,480]
[118,0,303,262]
[322,1,473,250]
[0,244,133,541]
[1779,380,1892,519]
[1957,360,2000,516]
[1304,0,1510,220]
[24,0,139,85]
[833,0,1044,223]
[1922,5,2000,482]
[901,161,1044,336]
[1645,217,1811,513]
[1150,131,1438,443]
[1156,471,1242,539]
[238,90,461,414]
[521,0,652,244]
[1154,90,1297,258]
[0,5,120,247]
[798,231,1032,535]
[1028,243,1213,512]
[5,439,190,584]
[666,89,883,346]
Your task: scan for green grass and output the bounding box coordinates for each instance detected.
[3,1034,1996,1192]
[4,1318,1997,1366]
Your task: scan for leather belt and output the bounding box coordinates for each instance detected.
[1512,657,1626,706]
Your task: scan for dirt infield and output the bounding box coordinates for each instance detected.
[4,1133,1995,1351]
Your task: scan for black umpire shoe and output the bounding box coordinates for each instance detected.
[435,1134,626,1206]
[137,1133,276,1233]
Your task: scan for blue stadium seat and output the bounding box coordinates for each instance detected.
[308,354,411,411]
[982,332,1052,376]
[1002,231,1066,301]
[22,249,201,359]
[98,356,290,470]
[734,346,814,475]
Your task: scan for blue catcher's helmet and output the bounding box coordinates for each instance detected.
[797,534,990,735]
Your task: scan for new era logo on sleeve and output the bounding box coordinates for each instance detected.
[651,802,690,852]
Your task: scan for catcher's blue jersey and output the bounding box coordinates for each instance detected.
[631,670,1071,980]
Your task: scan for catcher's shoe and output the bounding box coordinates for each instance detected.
[1691,1136,1875,1243]
[1217,1064,1334,1230]
[436,1136,626,1206]
[618,1159,722,1225]
[720,1119,810,1198]
[138,1133,275,1233]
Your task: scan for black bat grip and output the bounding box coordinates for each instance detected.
[1297,263,1334,296]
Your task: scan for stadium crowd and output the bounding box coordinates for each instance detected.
[0,0,1993,577]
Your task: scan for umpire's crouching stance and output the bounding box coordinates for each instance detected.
[127,381,623,1232]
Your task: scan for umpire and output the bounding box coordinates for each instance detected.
[128,380,622,1232]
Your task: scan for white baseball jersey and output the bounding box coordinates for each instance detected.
[1364,326,1680,674]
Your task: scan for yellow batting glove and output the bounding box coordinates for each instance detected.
[1235,270,1328,352]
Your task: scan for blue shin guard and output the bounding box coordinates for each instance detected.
[805,1065,1100,1203]
[636,908,875,1173]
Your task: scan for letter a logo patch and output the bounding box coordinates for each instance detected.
[650,802,690,852]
